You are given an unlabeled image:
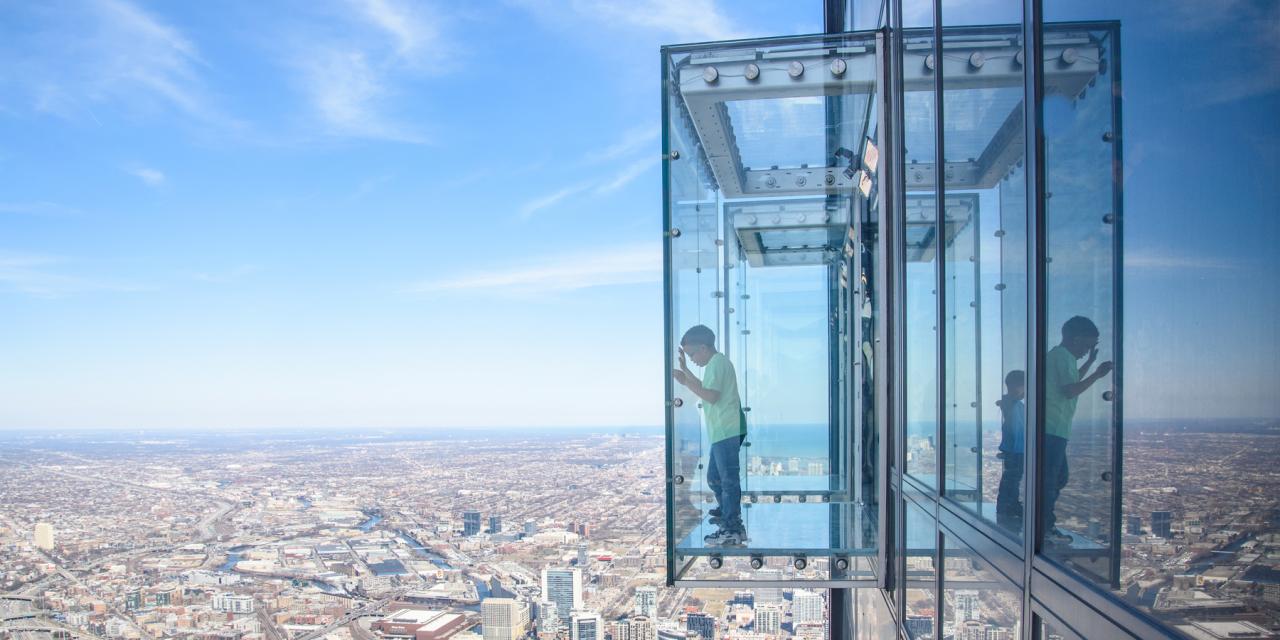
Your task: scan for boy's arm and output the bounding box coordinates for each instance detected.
[1062,361,1113,399]
[681,376,722,404]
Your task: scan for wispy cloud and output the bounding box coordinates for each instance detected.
[1126,250,1239,272]
[0,202,81,217]
[0,252,148,298]
[2,0,236,128]
[518,184,592,219]
[514,0,747,42]
[127,166,166,187]
[404,243,659,296]
[594,157,656,194]
[586,126,659,164]
[286,0,451,143]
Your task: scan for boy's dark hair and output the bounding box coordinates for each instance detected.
[1005,370,1026,388]
[1062,315,1100,340]
[681,325,717,349]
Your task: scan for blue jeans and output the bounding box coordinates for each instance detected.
[707,435,744,532]
[996,452,1024,519]
[1041,435,1070,533]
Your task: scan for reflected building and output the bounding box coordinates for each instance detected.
[660,0,1278,638]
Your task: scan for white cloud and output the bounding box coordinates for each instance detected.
[0,202,80,216]
[3,0,235,127]
[286,0,451,143]
[518,184,592,219]
[586,126,659,164]
[127,166,166,186]
[517,0,747,42]
[594,157,656,194]
[404,243,660,295]
[0,252,147,298]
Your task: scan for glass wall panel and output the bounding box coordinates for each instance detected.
[902,0,940,491]
[903,498,937,639]
[853,587,896,638]
[1041,1,1280,633]
[938,3,1029,537]
[663,31,883,582]
[1038,21,1120,585]
[941,532,1022,639]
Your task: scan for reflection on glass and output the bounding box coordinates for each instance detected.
[903,0,939,489]
[1040,23,1119,586]
[934,6,1029,537]
[942,533,1022,639]
[903,499,937,639]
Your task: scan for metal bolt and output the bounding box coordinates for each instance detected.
[744,63,760,81]
[702,66,719,83]
[793,556,808,571]
[830,58,847,77]
[788,61,805,78]
[1102,131,1115,142]
[925,54,935,71]
[669,228,681,238]
[1061,48,1078,65]
[709,555,723,569]
[672,397,683,408]
[1103,213,1115,224]
[668,150,680,160]
[795,176,807,187]
[673,475,684,485]
[969,52,985,69]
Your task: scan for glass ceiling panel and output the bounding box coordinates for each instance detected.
[942,85,1023,161]
[727,95,870,171]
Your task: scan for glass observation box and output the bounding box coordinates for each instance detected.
[663,22,1121,588]
[663,30,886,586]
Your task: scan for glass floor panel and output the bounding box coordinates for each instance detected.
[691,474,847,497]
[675,501,876,556]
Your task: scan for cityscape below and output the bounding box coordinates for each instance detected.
[1,425,1277,640]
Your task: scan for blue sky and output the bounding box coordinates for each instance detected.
[1,1,1276,431]
[0,0,825,430]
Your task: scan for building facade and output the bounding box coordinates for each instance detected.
[481,598,530,640]
[661,0,1279,638]
[540,568,582,624]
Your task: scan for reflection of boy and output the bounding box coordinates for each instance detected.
[995,370,1026,529]
[1042,316,1113,545]
[672,325,747,546]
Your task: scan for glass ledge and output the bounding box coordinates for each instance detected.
[688,474,848,498]
[675,501,877,557]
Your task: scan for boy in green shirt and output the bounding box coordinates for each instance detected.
[673,325,747,545]
[1042,316,1113,545]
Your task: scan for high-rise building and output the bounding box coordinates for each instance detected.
[489,515,502,534]
[576,543,589,568]
[33,522,54,551]
[524,521,538,537]
[464,510,482,537]
[955,590,980,622]
[540,568,582,623]
[569,611,601,640]
[628,617,656,640]
[755,605,782,636]
[753,570,782,603]
[685,612,717,640]
[1151,511,1173,538]
[1127,515,1143,535]
[792,589,824,626]
[482,598,529,640]
[536,600,559,635]
[634,586,658,617]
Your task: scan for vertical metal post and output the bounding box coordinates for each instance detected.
[932,0,947,502]
[1020,0,1045,636]
[1107,24,1125,592]
[660,47,678,587]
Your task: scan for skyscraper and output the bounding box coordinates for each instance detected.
[569,611,601,640]
[464,510,482,537]
[755,605,782,636]
[628,617,656,640]
[1127,515,1143,535]
[1152,511,1173,538]
[523,520,538,537]
[540,568,582,623]
[955,590,980,622]
[685,612,717,640]
[576,542,589,568]
[482,598,529,640]
[791,590,824,626]
[489,515,502,534]
[634,586,657,617]
[536,600,559,635]
[33,522,54,551]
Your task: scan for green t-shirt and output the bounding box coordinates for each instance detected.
[700,352,746,444]
[1044,344,1080,439]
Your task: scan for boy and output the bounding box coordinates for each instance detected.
[672,325,747,546]
[1042,316,1113,546]
[995,370,1026,529]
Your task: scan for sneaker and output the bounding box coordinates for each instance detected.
[708,508,723,518]
[705,529,746,546]
[703,528,727,542]
[1047,528,1073,545]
